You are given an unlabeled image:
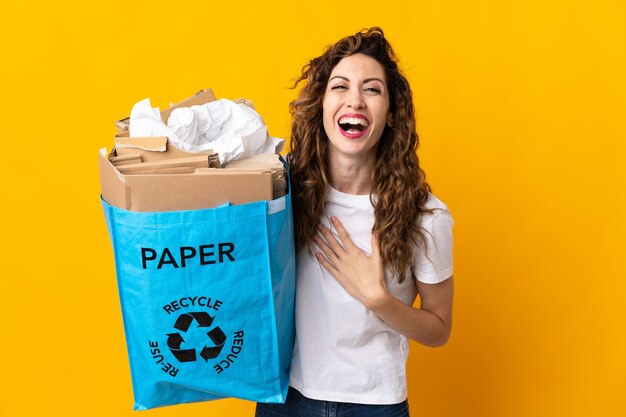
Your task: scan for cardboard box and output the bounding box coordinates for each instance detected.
[99,89,279,212]
[99,148,274,211]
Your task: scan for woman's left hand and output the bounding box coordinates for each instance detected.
[314,216,389,308]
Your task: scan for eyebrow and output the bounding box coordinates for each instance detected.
[329,75,386,84]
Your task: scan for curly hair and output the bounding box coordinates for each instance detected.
[287,27,438,283]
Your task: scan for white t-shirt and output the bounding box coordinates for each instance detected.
[289,186,454,404]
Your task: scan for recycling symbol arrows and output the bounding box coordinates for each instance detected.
[166,312,227,363]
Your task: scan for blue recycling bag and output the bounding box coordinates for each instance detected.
[101,183,295,410]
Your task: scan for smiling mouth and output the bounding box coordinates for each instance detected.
[338,116,370,134]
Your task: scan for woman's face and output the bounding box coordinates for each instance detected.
[322,53,391,163]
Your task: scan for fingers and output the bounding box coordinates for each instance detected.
[315,251,338,276]
[318,222,346,255]
[313,232,340,264]
[328,217,357,251]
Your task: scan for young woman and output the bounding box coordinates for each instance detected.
[256,27,454,417]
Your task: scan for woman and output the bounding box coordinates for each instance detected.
[256,27,454,417]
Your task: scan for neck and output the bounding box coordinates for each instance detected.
[328,149,376,195]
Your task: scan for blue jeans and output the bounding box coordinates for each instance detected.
[255,387,410,417]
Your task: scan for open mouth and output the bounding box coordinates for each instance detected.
[338,116,370,134]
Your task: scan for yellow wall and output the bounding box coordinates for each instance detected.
[1,0,624,416]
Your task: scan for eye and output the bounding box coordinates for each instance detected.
[365,87,382,94]
[331,85,348,90]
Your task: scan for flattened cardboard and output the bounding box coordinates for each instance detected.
[99,149,273,212]
[115,137,167,152]
[109,154,142,166]
[113,137,214,162]
[224,154,287,199]
[115,155,211,175]
[224,153,284,171]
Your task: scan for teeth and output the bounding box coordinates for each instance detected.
[338,117,369,127]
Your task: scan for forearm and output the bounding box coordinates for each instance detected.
[313,219,453,346]
[367,292,451,347]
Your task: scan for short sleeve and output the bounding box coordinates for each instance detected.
[412,210,454,284]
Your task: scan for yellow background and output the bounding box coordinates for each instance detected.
[1,0,624,416]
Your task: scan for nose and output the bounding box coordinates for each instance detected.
[346,89,366,110]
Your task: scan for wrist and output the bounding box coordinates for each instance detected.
[363,287,392,311]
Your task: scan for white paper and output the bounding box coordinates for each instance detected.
[128,97,285,165]
[129,98,181,143]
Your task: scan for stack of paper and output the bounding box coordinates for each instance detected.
[114,155,217,175]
